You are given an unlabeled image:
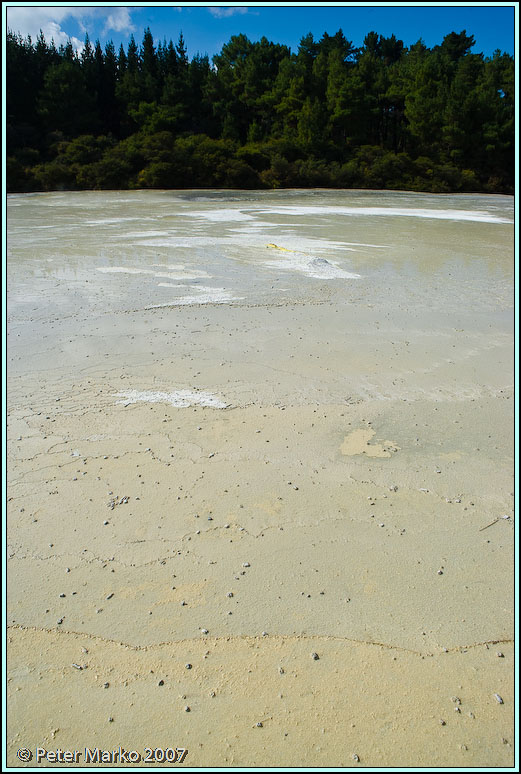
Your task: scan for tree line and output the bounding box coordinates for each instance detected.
[6,26,514,193]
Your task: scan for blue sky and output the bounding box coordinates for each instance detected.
[5,4,516,60]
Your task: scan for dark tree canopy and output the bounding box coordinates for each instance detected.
[6,26,514,193]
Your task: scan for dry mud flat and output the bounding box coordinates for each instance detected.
[6,190,515,767]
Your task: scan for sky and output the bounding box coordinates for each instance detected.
[4,4,517,61]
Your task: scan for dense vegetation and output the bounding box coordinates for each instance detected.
[6,26,514,193]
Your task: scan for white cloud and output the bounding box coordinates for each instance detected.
[7,6,80,31]
[208,7,249,19]
[102,7,136,34]
[6,6,136,52]
[43,21,84,52]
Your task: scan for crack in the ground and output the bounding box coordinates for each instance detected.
[6,623,514,659]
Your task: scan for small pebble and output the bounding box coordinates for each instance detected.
[185,663,192,669]
[108,717,113,723]
[440,719,446,726]
[158,680,164,686]
[311,652,319,660]
[106,593,114,600]
[494,693,504,704]
[104,682,109,688]
[352,753,359,761]
[201,628,209,635]
[59,593,66,598]
[227,592,234,598]
[256,722,263,728]
[242,562,250,568]
[496,652,504,658]
[184,706,190,712]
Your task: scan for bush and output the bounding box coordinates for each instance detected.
[6,156,36,192]
[32,161,75,191]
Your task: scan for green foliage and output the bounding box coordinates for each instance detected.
[6,25,515,193]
